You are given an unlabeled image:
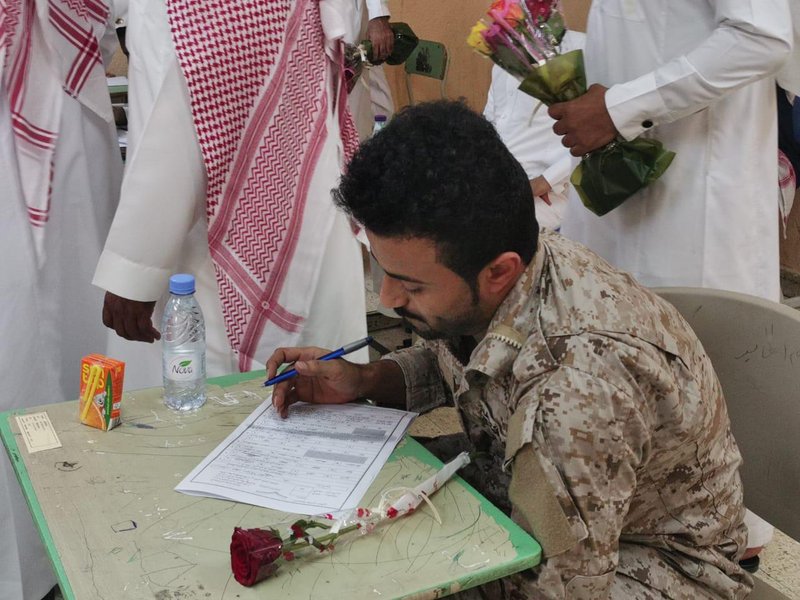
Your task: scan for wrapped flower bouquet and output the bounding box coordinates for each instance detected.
[468,0,675,216]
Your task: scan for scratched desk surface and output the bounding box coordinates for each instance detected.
[1,372,540,600]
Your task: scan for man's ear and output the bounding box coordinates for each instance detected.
[478,252,524,296]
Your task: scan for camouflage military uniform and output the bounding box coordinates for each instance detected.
[385,231,752,599]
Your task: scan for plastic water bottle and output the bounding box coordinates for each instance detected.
[373,114,388,135]
[161,274,207,411]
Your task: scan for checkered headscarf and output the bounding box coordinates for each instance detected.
[166,0,359,369]
[0,0,111,263]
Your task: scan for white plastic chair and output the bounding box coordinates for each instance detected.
[654,287,800,599]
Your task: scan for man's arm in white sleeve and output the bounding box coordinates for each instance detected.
[93,56,206,302]
[484,71,498,122]
[365,0,390,20]
[776,0,800,95]
[607,0,793,140]
[541,155,573,190]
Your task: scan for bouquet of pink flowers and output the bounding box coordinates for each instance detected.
[468,0,675,216]
[230,452,471,587]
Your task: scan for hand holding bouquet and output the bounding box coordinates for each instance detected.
[344,22,419,93]
[468,0,675,216]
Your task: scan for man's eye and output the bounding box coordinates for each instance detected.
[403,286,422,295]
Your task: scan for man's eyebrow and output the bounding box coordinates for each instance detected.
[383,269,427,285]
[370,252,428,285]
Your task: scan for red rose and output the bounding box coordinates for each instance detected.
[525,0,552,21]
[230,527,284,586]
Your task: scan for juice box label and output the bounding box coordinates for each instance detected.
[79,354,125,431]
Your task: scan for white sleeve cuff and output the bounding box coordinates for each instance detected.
[319,0,348,42]
[93,249,170,301]
[541,155,575,189]
[365,0,390,20]
[604,72,665,141]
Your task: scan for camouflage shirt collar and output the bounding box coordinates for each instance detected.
[463,235,550,383]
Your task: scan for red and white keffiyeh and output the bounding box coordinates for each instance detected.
[166,0,359,369]
[779,149,796,237]
[0,0,110,263]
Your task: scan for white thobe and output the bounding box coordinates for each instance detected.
[561,0,793,301]
[484,31,584,230]
[777,0,800,95]
[93,0,367,390]
[337,0,395,139]
[0,68,121,600]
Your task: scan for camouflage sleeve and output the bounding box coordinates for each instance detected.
[504,367,650,599]
[382,346,451,414]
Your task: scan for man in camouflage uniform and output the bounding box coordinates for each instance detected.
[267,101,753,599]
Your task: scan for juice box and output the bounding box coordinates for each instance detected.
[79,354,125,431]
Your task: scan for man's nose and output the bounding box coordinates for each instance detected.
[379,275,407,310]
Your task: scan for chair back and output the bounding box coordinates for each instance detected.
[404,40,448,104]
[654,287,800,541]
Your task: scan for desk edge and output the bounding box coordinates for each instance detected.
[0,409,77,600]
[1,370,542,599]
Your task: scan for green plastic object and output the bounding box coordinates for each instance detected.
[363,22,419,66]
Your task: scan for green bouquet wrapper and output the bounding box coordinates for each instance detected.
[518,50,676,216]
[345,23,419,93]
[570,139,675,216]
[518,49,586,106]
[362,22,419,66]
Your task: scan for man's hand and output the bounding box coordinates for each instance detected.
[102,291,160,342]
[531,176,552,205]
[366,17,394,62]
[267,346,364,418]
[549,84,617,157]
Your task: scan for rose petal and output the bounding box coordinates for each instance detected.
[231,527,284,587]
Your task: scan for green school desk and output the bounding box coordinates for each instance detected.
[1,371,541,600]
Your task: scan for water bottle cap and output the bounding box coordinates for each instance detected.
[169,273,196,295]
[374,114,387,122]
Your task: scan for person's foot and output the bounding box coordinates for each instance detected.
[739,555,760,574]
[741,545,764,561]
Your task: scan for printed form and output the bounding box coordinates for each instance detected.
[175,401,416,515]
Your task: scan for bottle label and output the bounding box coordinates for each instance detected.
[164,353,203,382]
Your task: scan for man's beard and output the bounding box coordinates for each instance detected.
[395,305,484,341]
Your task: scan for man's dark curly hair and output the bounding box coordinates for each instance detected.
[333,100,539,286]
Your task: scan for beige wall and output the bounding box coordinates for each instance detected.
[384,0,591,111]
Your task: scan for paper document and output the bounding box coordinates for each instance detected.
[175,401,416,515]
[16,412,62,453]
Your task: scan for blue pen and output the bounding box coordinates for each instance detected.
[263,336,373,387]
